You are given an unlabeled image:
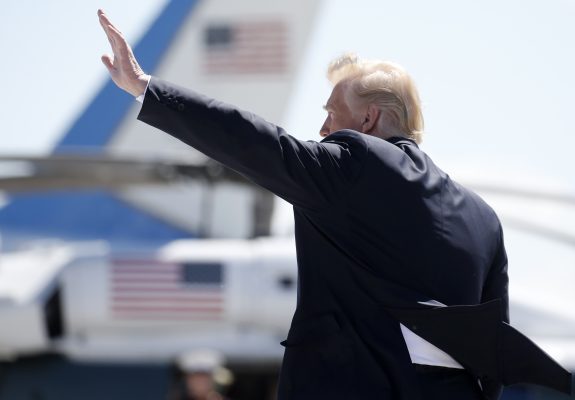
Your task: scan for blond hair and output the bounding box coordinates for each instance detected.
[327,54,424,144]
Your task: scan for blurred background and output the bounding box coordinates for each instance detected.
[1,0,574,399]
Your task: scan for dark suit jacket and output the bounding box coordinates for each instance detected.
[138,78,572,400]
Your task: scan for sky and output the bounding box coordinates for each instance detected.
[2,0,575,338]
[2,0,575,181]
[0,0,166,154]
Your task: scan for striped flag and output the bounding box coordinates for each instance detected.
[202,19,288,75]
[109,259,224,320]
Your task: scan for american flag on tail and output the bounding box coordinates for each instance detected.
[109,259,224,320]
[202,19,288,75]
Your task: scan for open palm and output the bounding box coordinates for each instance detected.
[98,9,149,97]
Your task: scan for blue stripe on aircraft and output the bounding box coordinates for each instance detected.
[54,0,199,151]
[0,0,201,244]
[0,191,192,243]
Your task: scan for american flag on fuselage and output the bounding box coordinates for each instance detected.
[202,19,288,75]
[109,259,224,320]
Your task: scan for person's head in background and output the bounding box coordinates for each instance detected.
[177,349,232,400]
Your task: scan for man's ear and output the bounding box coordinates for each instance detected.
[361,104,381,133]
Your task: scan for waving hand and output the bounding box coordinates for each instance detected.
[98,9,150,97]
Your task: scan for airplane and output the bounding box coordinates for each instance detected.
[1,0,575,399]
[0,0,318,398]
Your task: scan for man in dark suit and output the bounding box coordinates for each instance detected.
[98,10,572,400]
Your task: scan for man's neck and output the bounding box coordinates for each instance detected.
[369,128,408,142]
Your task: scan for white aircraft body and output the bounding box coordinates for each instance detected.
[0,238,297,364]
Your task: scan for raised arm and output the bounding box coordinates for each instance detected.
[98,10,368,211]
[140,78,369,210]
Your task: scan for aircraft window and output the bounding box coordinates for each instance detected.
[277,275,295,290]
[182,263,223,285]
[43,287,64,339]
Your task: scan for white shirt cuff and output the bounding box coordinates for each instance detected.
[135,79,151,103]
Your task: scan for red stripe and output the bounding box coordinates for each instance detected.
[206,56,286,62]
[235,23,286,31]
[112,296,222,303]
[232,36,287,42]
[111,286,221,293]
[204,58,287,68]
[111,277,180,284]
[112,267,179,273]
[111,313,222,321]
[112,274,179,280]
[203,66,287,74]
[111,281,183,288]
[112,259,179,267]
[206,50,287,57]
[112,305,223,313]
[204,61,287,68]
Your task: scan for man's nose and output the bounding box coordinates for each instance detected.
[319,118,330,137]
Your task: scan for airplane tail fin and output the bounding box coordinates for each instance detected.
[0,0,321,247]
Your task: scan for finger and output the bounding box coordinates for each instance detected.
[104,24,136,66]
[102,25,117,50]
[107,23,123,37]
[101,54,115,72]
[98,12,117,50]
[98,9,113,30]
[98,9,111,33]
[101,22,128,55]
[98,10,124,38]
[97,10,123,48]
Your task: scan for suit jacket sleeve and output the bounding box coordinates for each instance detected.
[481,223,509,323]
[137,77,369,212]
[479,223,509,399]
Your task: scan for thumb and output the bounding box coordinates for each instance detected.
[101,54,115,72]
